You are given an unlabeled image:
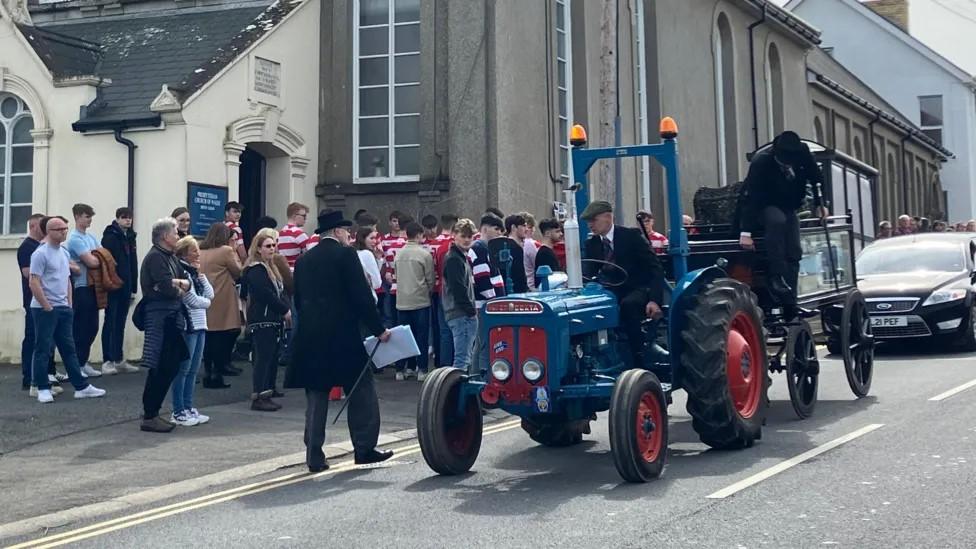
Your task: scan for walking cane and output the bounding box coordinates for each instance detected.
[332,339,383,425]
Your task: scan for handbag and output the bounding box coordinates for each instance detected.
[132,298,147,331]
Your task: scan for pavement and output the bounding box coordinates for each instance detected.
[3,344,976,548]
[0,359,509,540]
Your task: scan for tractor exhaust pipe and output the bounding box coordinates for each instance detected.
[564,188,583,289]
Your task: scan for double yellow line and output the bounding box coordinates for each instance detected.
[8,419,523,549]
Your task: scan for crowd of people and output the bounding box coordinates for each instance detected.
[17,197,682,437]
[876,214,975,238]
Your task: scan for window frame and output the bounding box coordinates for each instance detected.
[0,93,34,236]
[352,0,422,184]
[555,0,574,187]
[918,94,943,146]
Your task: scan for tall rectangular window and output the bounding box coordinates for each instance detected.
[556,0,573,185]
[353,0,421,183]
[919,95,943,145]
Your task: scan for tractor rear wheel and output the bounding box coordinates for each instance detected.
[681,278,769,449]
[417,367,483,475]
[520,417,589,447]
[609,369,668,482]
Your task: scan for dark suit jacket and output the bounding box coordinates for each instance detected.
[285,237,385,390]
[583,225,665,304]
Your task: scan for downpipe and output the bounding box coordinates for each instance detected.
[114,128,137,211]
[564,187,583,289]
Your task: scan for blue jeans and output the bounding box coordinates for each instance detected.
[434,296,454,367]
[447,316,478,374]
[32,307,88,391]
[172,330,206,413]
[398,307,430,373]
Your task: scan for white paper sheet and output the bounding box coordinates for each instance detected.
[363,325,421,368]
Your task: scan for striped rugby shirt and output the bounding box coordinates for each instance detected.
[381,232,407,295]
[278,223,309,270]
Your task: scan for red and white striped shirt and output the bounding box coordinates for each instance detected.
[381,233,407,294]
[425,233,453,294]
[305,233,320,251]
[278,223,309,270]
[647,230,669,255]
[225,221,244,249]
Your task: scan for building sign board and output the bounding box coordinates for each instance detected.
[253,57,281,98]
[187,182,227,237]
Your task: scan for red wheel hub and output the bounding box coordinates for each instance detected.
[726,312,762,419]
[635,391,664,463]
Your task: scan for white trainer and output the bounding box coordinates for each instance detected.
[74,385,106,399]
[395,372,406,381]
[417,371,428,382]
[51,385,64,395]
[51,373,68,384]
[37,389,54,403]
[81,364,102,378]
[171,411,200,427]
[29,386,38,398]
[189,409,210,424]
[101,362,119,375]
[118,361,140,373]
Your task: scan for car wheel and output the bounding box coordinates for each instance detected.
[956,306,976,352]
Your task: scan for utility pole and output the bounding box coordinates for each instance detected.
[598,0,617,204]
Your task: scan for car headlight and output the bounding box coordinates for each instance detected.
[490,360,511,381]
[521,359,545,382]
[922,288,968,307]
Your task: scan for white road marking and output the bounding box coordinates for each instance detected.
[928,378,976,401]
[706,424,885,499]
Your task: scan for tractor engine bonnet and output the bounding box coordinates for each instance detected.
[481,286,619,412]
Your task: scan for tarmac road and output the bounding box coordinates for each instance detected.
[5,345,976,549]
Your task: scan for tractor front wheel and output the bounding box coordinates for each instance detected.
[609,369,669,483]
[417,367,483,475]
[681,278,769,449]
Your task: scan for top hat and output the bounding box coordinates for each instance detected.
[772,131,807,160]
[314,209,353,234]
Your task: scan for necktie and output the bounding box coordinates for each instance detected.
[602,237,614,262]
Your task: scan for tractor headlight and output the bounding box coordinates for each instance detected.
[521,359,544,382]
[490,360,512,381]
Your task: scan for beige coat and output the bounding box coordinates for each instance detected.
[200,246,243,331]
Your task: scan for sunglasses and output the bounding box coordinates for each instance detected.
[261,243,277,249]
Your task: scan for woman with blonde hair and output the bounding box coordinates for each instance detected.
[242,228,291,411]
[171,236,213,426]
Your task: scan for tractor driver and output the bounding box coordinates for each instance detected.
[739,131,827,317]
[581,201,666,366]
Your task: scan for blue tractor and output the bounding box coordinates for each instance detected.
[417,118,771,482]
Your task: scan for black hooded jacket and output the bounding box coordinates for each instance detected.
[101,221,138,294]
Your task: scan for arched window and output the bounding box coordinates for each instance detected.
[886,153,898,214]
[814,117,825,143]
[0,93,33,235]
[766,43,784,139]
[714,13,739,186]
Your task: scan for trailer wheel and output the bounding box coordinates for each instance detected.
[417,367,483,475]
[609,369,668,482]
[682,278,769,449]
[840,290,875,398]
[520,417,589,447]
[785,320,819,419]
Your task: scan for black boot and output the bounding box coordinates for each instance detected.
[203,375,231,389]
[219,364,242,377]
[769,276,795,305]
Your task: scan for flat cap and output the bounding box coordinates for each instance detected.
[580,200,613,221]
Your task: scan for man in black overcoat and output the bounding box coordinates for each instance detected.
[285,210,392,472]
[581,201,666,366]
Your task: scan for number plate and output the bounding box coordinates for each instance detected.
[871,316,908,327]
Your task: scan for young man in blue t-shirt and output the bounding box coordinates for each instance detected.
[30,216,106,403]
[66,203,103,377]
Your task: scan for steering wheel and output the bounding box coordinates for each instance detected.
[581,259,629,288]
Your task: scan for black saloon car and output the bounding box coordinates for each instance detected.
[855,233,976,350]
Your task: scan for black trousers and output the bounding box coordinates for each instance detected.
[142,324,185,419]
[761,205,802,301]
[619,288,651,366]
[303,371,381,468]
[250,326,280,394]
[71,286,99,366]
[203,329,240,378]
[101,291,130,363]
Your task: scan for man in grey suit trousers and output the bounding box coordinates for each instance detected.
[285,210,393,472]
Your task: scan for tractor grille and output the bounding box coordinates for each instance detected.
[872,315,932,339]
[866,298,918,314]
